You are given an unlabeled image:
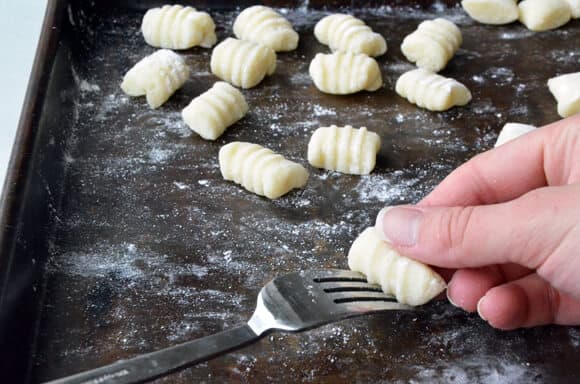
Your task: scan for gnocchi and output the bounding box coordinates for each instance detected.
[518,0,571,31]
[461,0,519,25]
[348,227,446,306]
[400,18,462,72]
[314,14,387,57]
[395,68,472,111]
[309,52,382,95]
[121,49,190,109]
[233,5,299,52]
[210,38,277,89]
[495,123,536,147]
[308,125,381,175]
[182,82,249,141]
[141,5,217,49]
[566,0,580,18]
[219,142,309,199]
[548,72,580,118]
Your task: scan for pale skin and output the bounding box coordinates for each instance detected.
[376,114,580,330]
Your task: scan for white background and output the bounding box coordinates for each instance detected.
[0,0,48,190]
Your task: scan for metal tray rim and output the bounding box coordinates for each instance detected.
[0,0,63,294]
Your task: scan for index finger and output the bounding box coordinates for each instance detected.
[420,115,580,207]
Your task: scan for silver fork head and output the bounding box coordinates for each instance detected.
[248,269,414,335]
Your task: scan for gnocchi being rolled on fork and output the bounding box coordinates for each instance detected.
[348,227,447,306]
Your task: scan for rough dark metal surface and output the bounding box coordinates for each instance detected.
[10,1,580,383]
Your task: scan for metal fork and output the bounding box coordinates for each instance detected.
[45,269,412,384]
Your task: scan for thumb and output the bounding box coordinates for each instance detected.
[374,186,578,271]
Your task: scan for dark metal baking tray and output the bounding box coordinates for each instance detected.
[1,0,579,382]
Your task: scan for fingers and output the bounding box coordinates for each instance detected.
[477,273,580,329]
[447,265,531,312]
[420,114,580,208]
[420,129,546,207]
[541,114,580,186]
[375,184,580,270]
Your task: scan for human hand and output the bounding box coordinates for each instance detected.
[375,114,580,330]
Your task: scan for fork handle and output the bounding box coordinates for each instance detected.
[44,324,260,384]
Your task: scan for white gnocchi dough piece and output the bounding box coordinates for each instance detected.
[548,72,580,118]
[121,49,189,109]
[308,125,381,175]
[348,227,446,306]
[182,82,249,140]
[395,68,472,112]
[314,14,387,57]
[141,5,217,49]
[400,18,462,72]
[518,0,572,31]
[461,0,519,25]
[495,123,536,147]
[566,0,580,18]
[309,52,382,95]
[219,142,309,199]
[210,38,277,89]
[233,5,299,52]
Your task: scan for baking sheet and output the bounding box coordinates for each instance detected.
[2,0,579,382]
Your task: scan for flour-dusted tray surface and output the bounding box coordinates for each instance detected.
[5,0,579,382]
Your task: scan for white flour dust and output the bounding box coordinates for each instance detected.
[39,2,580,380]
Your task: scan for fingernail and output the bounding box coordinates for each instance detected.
[477,296,487,321]
[375,206,423,246]
[446,284,459,308]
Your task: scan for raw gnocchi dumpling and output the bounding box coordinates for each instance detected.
[308,125,381,175]
[210,38,277,89]
[121,49,189,109]
[548,72,580,118]
[182,82,249,140]
[141,5,217,49]
[518,0,571,31]
[348,227,446,306]
[395,68,471,111]
[495,123,536,147]
[400,18,462,72]
[461,0,519,25]
[314,14,387,57]
[219,142,309,199]
[566,0,580,18]
[233,5,299,52]
[309,52,382,95]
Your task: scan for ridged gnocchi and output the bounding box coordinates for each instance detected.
[308,125,381,175]
[141,5,217,49]
[395,68,472,111]
[348,227,447,306]
[121,49,190,109]
[210,38,277,89]
[461,0,519,25]
[182,82,249,140]
[233,5,299,52]
[548,72,580,118]
[400,18,462,72]
[495,123,536,147]
[309,52,382,95]
[219,142,309,199]
[314,14,387,57]
[518,0,571,31]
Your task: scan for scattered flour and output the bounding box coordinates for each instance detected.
[36,3,580,382]
[499,29,535,40]
[313,104,336,117]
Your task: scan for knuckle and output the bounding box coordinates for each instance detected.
[431,207,476,261]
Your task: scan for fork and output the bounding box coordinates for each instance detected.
[45,269,412,384]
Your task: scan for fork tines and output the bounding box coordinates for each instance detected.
[311,270,398,303]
